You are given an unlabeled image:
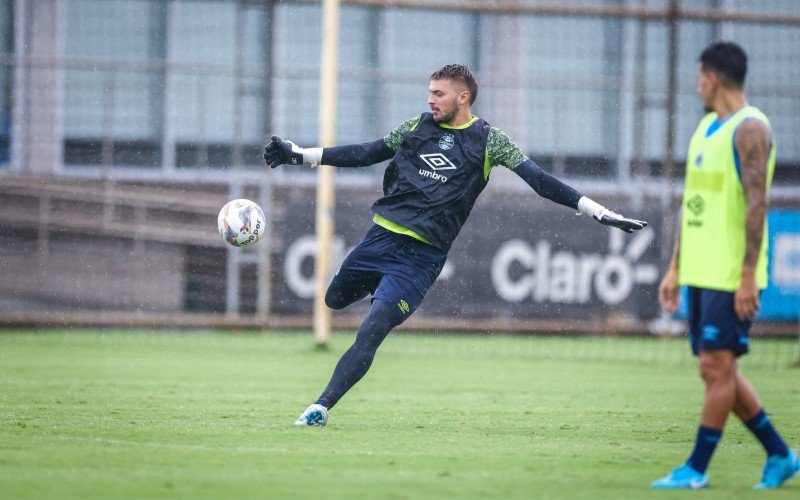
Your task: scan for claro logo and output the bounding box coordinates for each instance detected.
[490,228,657,305]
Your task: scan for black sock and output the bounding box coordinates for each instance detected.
[744,409,790,458]
[315,300,400,409]
[687,426,722,474]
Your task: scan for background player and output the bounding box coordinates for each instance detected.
[653,42,798,490]
[264,64,647,427]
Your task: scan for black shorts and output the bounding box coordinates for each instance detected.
[686,286,752,357]
[327,224,447,323]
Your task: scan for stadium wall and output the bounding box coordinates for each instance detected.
[1,176,797,335]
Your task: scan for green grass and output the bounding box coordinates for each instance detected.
[1,331,799,499]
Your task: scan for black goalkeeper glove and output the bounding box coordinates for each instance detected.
[578,197,647,233]
[593,208,647,233]
[263,136,322,169]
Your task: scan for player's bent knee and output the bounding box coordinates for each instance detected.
[698,351,736,385]
[324,289,349,310]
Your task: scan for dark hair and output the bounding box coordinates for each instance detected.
[430,64,478,105]
[699,41,747,88]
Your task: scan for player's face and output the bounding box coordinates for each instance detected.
[696,63,716,111]
[428,79,469,124]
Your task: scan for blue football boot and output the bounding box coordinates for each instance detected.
[651,463,709,489]
[755,449,799,490]
[294,404,328,427]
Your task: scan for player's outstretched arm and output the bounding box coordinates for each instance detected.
[323,140,395,167]
[263,136,393,169]
[512,159,647,233]
[577,197,648,233]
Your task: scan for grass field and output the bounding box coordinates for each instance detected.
[1,330,799,499]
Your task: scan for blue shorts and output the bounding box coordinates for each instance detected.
[326,224,448,323]
[686,286,752,357]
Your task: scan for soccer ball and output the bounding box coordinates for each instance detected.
[217,199,266,247]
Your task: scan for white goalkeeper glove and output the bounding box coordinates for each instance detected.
[577,197,647,233]
[263,136,323,168]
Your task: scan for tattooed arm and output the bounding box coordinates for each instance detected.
[733,118,771,321]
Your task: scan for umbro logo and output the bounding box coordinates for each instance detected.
[687,194,705,216]
[419,153,457,171]
[701,324,720,342]
[398,299,410,314]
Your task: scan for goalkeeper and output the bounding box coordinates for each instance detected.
[264,64,647,427]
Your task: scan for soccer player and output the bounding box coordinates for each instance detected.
[652,42,798,490]
[264,64,647,427]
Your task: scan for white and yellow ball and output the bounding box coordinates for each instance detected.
[217,199,266,247]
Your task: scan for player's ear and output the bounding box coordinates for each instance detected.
[459,89,470,105]
[708,69,721,89]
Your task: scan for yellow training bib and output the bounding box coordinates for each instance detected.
[679,106,776,291]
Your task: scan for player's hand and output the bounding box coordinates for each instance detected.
[577,197,647,233]
[734,268,760,322]
[593,208,648,233]
[264,136,307,168]
[658,267,680,314]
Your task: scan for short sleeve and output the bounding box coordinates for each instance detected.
[487,127,528,169]
[383,115,421,152]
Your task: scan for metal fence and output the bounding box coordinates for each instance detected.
[1,0,799,334]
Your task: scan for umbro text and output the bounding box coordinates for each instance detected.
[419,168,448,183]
